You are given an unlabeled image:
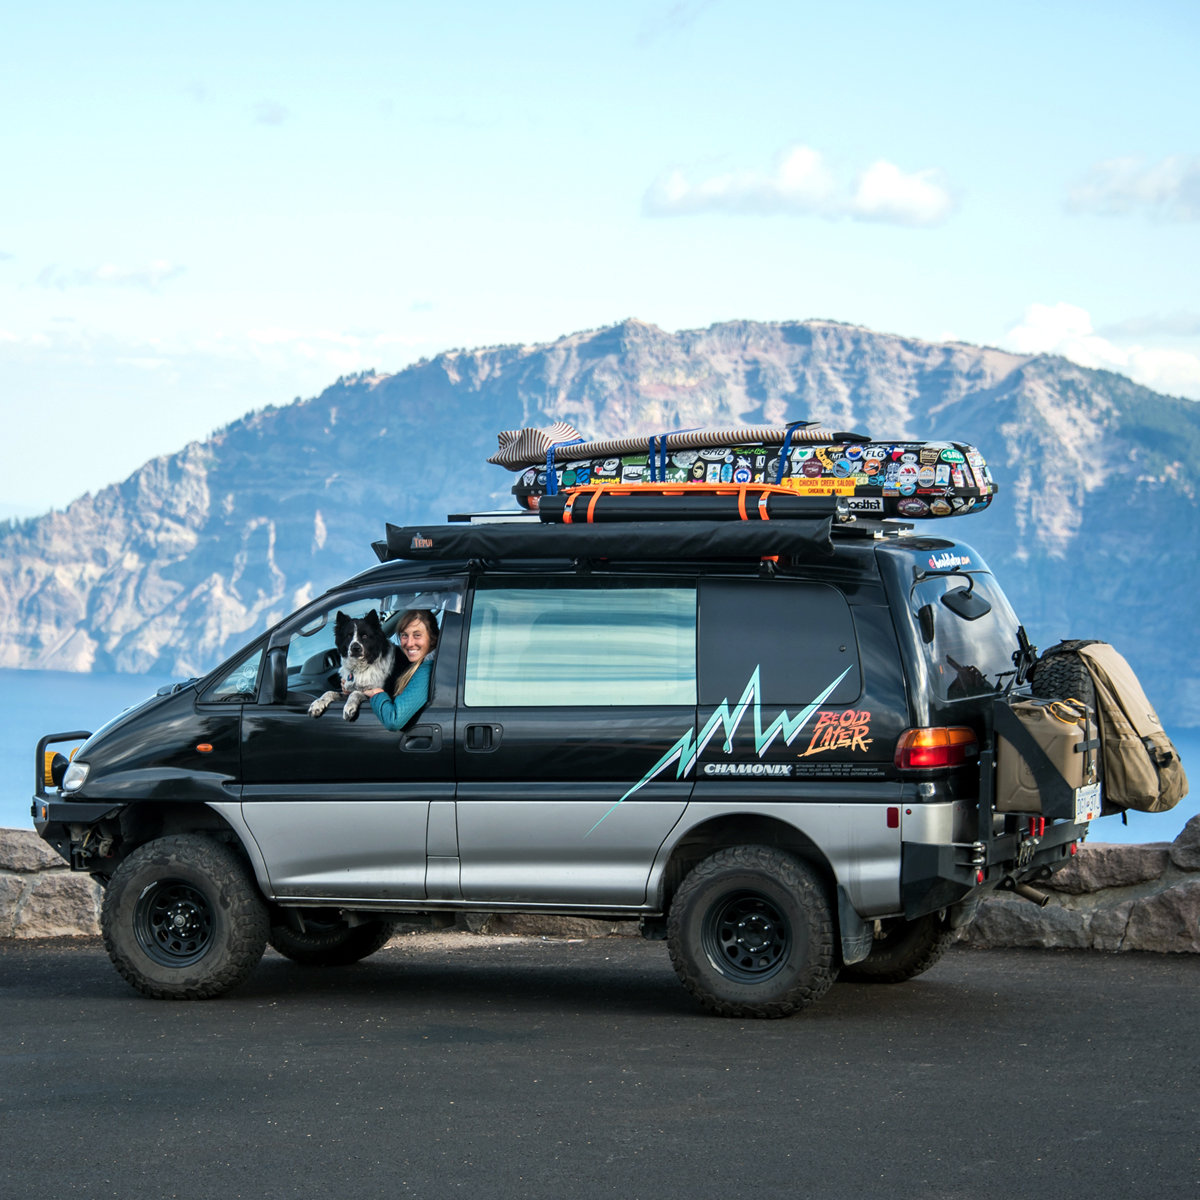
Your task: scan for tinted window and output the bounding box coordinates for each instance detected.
[698,579,860,705]
[281,585,464,695]
[914,572,1021,701]
[465,581,697,707]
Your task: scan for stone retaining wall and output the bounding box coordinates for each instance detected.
[3,818,1198,948]
[0,829,103,938]
[959,816,1200,953]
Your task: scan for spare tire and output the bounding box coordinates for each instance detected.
[1031,640,1099,712]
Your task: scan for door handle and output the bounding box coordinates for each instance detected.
[464,723,502,752]
[400,724,442,752]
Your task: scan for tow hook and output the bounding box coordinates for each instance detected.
[999,877,1051,907]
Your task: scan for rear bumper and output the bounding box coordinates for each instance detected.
[901,818,1088,920]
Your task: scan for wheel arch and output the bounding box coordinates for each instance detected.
[105,801,272,898]
[651,812,839,916]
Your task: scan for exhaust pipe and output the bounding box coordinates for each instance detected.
[1011,882,1051,907]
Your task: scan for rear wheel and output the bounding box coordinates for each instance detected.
[101,834,268,1000]
[268,913,397,966]
[839,912,952,984]
[667,845,837,1019]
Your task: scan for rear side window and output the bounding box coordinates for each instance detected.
[913,571,1021,701]
[698,579,860,705]
[465,580,697,706]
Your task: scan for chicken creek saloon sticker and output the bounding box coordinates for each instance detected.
[585,664,875,834]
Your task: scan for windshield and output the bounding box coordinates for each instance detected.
[913,572,1021,701]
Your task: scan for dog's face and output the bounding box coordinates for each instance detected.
[334,610,389,667]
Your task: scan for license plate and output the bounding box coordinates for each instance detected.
[1075,783,1102,823]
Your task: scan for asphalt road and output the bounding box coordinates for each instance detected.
[1,934,1197,1200]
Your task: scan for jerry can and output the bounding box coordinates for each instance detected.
[995,699,1099,813]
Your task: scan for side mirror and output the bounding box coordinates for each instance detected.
[267,647,288,704]
[941,583,992,621]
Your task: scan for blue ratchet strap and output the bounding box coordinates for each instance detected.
[650,427,701,484]
[774,421,813,485]
[544,438,586,496]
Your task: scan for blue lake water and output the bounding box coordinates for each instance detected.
[2,667,1197,844]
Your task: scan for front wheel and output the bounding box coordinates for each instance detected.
[268,914,397,966]
[667,846,837,1019]
[101,834,269,1000]
[839,912,952,984]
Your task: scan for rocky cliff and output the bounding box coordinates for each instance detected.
[1,319,1197,718]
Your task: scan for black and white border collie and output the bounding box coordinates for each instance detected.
[307,610,404,722]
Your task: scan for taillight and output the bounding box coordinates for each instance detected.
[894,727,978,770]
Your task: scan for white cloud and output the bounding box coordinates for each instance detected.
[1068,154,1200,221]
[1004,302,1200,399]
[849,160,954,226]
[643,143,955,227]
[36,260,185,291]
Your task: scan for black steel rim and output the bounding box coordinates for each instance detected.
[701,888,792,983]
[134,878,215,967]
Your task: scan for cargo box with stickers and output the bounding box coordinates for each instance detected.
[32,427,1122,1018]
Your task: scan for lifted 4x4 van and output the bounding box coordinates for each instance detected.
[33,505,1093,1017]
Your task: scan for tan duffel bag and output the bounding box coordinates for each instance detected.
[1075,644,1188,813]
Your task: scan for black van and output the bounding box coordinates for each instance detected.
[33,520,1089,1017]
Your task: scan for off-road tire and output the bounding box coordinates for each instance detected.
[101,834,269,1000]
[268,918,397,966]
[667,845,837,1019]
[1031,641,1099,712]
[839,912,953,984]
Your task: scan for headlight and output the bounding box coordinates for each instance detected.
[62,761,90,792]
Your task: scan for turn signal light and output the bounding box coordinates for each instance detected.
[894,727,978,770]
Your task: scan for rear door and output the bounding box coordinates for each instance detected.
[453,576,697,906]
[240,581,464,901]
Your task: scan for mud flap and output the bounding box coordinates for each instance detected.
[838,886,873,965]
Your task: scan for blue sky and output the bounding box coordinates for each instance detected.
[1,0,1198,517]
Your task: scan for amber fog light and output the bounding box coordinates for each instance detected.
[894,727,978,770]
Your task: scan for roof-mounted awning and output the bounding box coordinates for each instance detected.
[374,516,835,563]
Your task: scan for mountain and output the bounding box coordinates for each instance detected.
[2,318,1198,722]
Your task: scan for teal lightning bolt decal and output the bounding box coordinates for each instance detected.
[584,665,852,836]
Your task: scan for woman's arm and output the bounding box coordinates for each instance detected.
[368,659,432,731]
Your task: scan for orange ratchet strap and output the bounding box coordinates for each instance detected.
[559,482,804,523]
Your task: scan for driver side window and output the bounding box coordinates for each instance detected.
[279,585,464,700]
[284,601,374,696]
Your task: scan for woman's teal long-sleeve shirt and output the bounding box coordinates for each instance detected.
[368,658,433,731]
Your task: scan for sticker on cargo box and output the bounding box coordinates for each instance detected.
[781,478,857,495]
[845,497,884,512]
